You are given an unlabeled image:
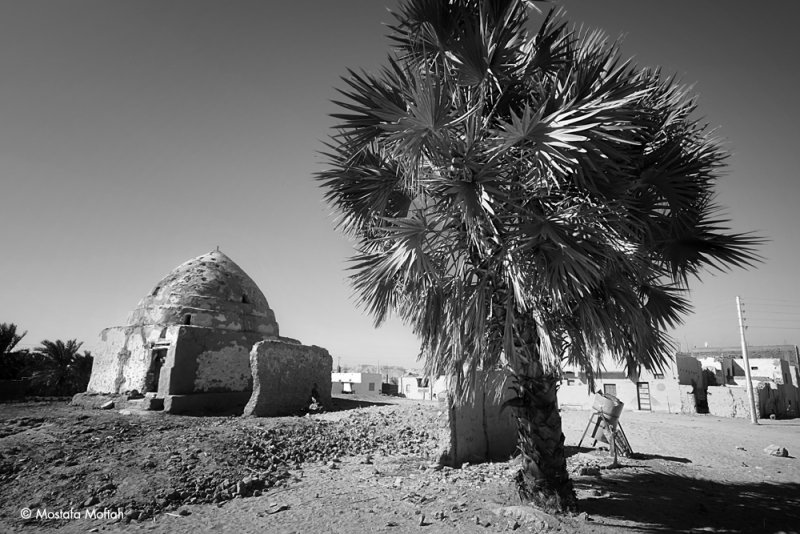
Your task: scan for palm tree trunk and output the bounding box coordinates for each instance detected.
[508,317,576,512]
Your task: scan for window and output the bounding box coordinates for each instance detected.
[566,379,575,386]
[751,366,758,371]
[653,372,664,379]
[603,384,617,397]
[368,382,375,391]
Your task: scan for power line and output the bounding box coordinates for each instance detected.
[743,298,800,305]
[743,308,800,314]
[745,325,800,330]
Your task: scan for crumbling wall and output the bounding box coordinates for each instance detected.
[243,339,332,417]
[160,326,264,395]
[437,370,518,466]
[87,325,162,394]
[679,384,698,414]
[707,386,760,419]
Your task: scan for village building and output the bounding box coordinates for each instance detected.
[398,375,448,400]
[330,372,382,395]
[82,250,331,415]
[558,353,700,414]
[690,346,800,419]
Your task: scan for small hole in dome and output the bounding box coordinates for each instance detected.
[183,314,192,325]
[151,286,160,297]
[241,294,249,304]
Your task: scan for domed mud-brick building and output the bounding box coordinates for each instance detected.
[86,250,331,415]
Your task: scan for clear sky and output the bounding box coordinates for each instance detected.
[1,1,798,367]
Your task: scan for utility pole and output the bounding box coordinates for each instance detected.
[736,296,759,424]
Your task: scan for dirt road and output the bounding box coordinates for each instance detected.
[1,397,798,533]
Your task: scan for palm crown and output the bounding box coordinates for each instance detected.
[319,0,760,391]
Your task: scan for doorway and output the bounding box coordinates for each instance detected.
[145,349,167,393]
[637,382,651,411]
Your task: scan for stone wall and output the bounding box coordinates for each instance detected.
[243,339,332,417]
[437,370,518,466]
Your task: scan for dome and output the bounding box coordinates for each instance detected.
[126,250,279,336]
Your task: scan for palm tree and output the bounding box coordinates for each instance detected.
[0,322,26,355]
[317,0,761,512]
[0,322,28,380]
[33,339,88,396]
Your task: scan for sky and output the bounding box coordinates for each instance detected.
[1,1,798,367]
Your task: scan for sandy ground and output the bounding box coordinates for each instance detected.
[1,396,798,534]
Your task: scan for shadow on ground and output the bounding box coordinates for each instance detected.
[565,446,692,465]
[580,471,800,533]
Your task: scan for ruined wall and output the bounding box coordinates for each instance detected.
[707,386,759,419]
[705,382,799,419]
[160,326,264,395]
[676,355,703,386]
[243,339,332,417]
[679,384,698,414]
[437,370,518,467]
[87,325,167,394]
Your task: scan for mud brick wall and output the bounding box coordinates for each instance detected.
[437,370,518,466]
[243,339,332,417]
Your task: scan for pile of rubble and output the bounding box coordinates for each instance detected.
[0,402,444,525]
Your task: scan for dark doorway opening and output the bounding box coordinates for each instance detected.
[145,349,167,393]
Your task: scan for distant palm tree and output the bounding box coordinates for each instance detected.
[0,322,26,355]
[33,339,92,396]
[318,0,761,511]
[0,323,28,380]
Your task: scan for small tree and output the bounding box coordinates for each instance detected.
[318,0,761,511]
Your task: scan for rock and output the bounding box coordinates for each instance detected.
[578,466,601,476]
[100,401,114,410]
[83,496,99,507]
[764,445,789,457]
[494,506,560,530]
